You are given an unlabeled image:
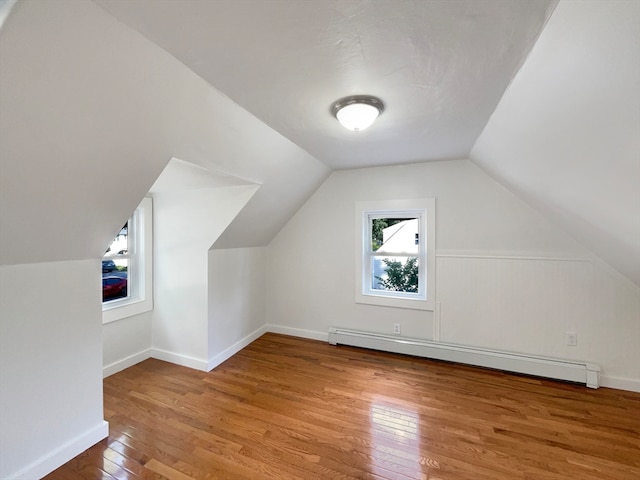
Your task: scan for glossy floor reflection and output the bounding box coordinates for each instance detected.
[46,333,640,480]
[370,399,426,478]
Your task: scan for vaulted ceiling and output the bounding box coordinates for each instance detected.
[1,0,638,287]
[93,0,639,287]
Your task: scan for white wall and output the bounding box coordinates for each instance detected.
[103,160,263,376]
[266,160,640,390]
[152,185,258,369]
[591,264,640,389]
[208,247,267,369]
[103,173,269,377]
[436,255,640,386]
[102,311,152,377]
[0,261,108,479]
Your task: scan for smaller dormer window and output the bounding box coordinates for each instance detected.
[102,197,153,324]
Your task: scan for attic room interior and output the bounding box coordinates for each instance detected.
[0,0,638,479]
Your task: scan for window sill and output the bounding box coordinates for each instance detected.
[102,296,152,324]
[356,292,433,311]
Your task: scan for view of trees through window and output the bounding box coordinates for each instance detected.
[370,217,420,293]
[376,257,419,293]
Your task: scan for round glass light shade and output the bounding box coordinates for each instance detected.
[336,103,380,132]
[331,95,384,132]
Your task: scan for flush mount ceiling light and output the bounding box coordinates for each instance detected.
[331,95,384,132]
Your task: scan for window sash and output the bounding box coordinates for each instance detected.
[363,212,426,300]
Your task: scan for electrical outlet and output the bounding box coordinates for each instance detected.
[566,332,577,346]
[393,323,401,335]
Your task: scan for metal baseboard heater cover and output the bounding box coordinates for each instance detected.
[329,327,600,388]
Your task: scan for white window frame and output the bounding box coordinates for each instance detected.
[355,198,435,311]
[103,197,153,324]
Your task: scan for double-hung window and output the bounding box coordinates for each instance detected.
[356,199,435,310]
[102,197,153,323]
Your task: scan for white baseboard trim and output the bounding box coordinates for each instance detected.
[102,329,640,394]
[6,420,108,480]
[267,324,328,342]
[600,375,640,393]
[103,349,151,378]
[151,348,209,371]
[149,326,327,373]
[207,325,268,371]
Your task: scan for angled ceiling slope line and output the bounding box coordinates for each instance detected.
[471,0,640,287]
[148,158,259,195]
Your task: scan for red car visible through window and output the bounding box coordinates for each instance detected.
[102,276,127,301]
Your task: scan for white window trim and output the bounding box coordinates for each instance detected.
[355,198,435,311]
[103,197,153,324]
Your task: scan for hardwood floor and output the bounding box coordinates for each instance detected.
[46,333,640,480]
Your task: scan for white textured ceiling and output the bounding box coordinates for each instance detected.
[94,0,556,169]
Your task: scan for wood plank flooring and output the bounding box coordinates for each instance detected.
[46,333,640,480]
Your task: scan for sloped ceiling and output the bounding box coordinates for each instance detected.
[94,0,557,169]
[471,0,640,287]
[0,0,329,265]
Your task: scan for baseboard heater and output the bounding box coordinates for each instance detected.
[329,327,600,388]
